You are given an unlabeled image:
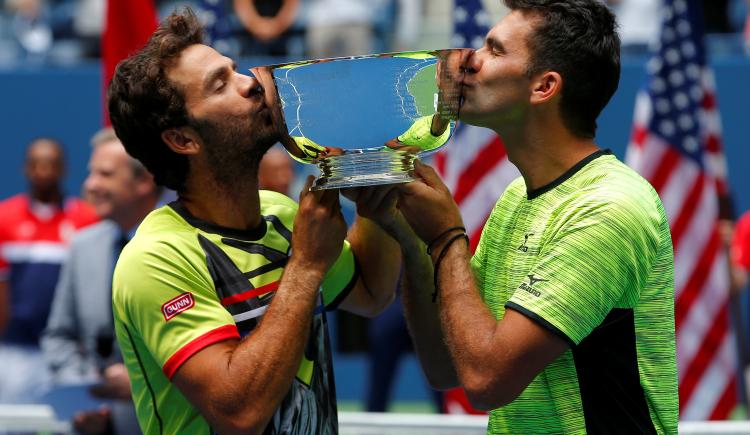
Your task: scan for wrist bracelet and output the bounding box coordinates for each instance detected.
[426,226,466,255]
[431,232,469,302]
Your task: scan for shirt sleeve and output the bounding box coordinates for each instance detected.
[321,240,359,310]
[506,190,664,346]
[113,238,239,380]
[732,213,750,272]
[471,220,490,300]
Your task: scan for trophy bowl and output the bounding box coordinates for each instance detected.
[251,49,470,190]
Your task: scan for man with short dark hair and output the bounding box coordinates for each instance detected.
[42,128,160,434]
[0,138,98,403]
[382,1,679,433]
[107,8,400,434]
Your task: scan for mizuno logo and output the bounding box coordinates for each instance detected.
[527,274,548,286]
[518,274,547,297]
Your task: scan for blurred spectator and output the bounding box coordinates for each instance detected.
[306,0,385,58]
[702,0,732,33]
[233,0,299,56]
[389,0,422,52]
[258,144,294,196]
[73,0,105,55]
[0,137,98,403]
[41,128,159,434]
[742,0,750,53]
[6,0,53,60]
[605,0,659,55]
[731,211,750,293]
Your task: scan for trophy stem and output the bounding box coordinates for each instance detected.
[311,150,417,191]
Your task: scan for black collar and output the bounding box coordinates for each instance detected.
[168,201,268,240]
[526,149,613,200]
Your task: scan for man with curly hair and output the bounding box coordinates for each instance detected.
[107,8,400,434]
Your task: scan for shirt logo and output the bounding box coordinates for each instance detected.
[517,233,534,252]
[518,274,548,297]
[527,274,548,286]
[162,293,195,321]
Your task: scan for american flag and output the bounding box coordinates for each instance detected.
[437,0,518,414]
[624,0,736,420]
[436,0,519,252]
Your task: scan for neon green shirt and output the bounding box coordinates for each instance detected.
[113,191,357,434]
[471,150,678,434]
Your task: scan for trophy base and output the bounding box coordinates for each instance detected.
[311,150,417,191]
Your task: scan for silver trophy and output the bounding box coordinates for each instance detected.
[252,49,470,190]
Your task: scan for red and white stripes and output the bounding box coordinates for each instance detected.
[626,67,736,420]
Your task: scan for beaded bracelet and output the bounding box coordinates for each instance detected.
[431,232,470,302]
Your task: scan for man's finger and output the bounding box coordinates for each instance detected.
[413,160,443,187]
[320,188,341,209]
[379,187,399,211]
[368,185,396,208]
[300,175,315,198]
[398,179,423,197]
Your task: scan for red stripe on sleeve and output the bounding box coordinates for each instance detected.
[162,324,240,380]
[220,280,280,306]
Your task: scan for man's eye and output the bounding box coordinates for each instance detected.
[215,82,226,92]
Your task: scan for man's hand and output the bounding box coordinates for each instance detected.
[342,185,400,229]
[72,407,111,435]
[89,363,131,401]
[398,160,464,243]
[292,176,347,273]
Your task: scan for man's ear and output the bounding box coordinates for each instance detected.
[530,71,562,105]
[161,127,200,156]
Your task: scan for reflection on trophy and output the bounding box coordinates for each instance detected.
[251,49,470,190]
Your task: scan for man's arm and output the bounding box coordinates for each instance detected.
[397,162,568,409]
[428,236,568,409]
[342,185,459,388]
[172,181,347,435]
[41,250,92,381]
[337,187,402,318]
[396,215,461,390]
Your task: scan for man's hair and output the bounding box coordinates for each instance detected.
[505,0,620,138]
[26,137,64,159]
[107,8,204,191]
[90,127,150,179]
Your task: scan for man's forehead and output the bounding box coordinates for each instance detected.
[92,141,130,165]
[168,44,223,84]
[489,11,536,49]
[27,140,62,160]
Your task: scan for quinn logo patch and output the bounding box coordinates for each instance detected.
[162,293,195,321]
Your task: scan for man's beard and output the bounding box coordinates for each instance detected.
[190,115,277,190]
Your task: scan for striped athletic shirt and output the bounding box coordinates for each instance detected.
[472,149,678,434]
[113,191,357,434]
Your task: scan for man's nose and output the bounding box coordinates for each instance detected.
[83,174,99,193]
[239,74,263,98]
[465,49,481,75]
